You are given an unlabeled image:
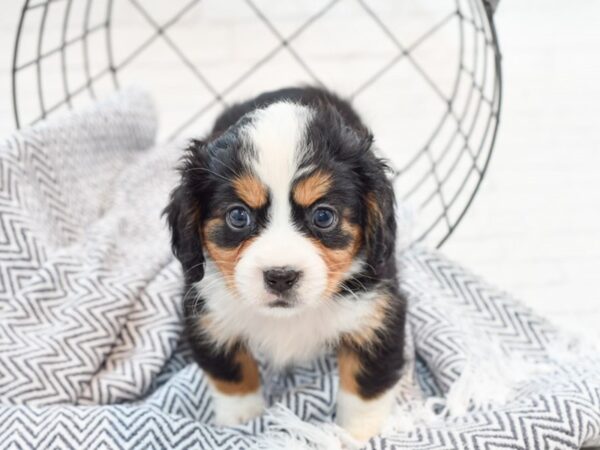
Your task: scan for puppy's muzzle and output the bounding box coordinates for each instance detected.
[263,267,301,295]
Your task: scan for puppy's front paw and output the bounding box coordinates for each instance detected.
[336,389,394,442]
[212,390,265,426]
[337,418,383,443]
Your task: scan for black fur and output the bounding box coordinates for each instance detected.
[164,166,205,285]
[165,86,405,401]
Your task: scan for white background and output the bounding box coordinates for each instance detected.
[0,0,598,341]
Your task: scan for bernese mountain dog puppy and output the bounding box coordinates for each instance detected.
[165,86,406,441]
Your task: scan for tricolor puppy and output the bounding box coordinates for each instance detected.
[165,87,406,441]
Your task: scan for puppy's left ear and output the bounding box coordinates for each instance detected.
[362,155,397,277]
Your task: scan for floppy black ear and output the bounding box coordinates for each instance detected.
[163,147,206,284]
[362,157,397,278]
[330,116,397,278]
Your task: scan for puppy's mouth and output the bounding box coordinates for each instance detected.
[268,299,294,308]
[264,293,299,309]
[267,292,300,309]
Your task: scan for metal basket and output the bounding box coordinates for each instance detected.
[11,0,502,247]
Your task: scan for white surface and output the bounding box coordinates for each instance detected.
[444,1,600,342]
[0,1,598,341]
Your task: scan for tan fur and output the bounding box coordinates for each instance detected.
[311,219,362,296]
[338,294,391,400]
[233,175,268,209]
[341,294,390,349]
[202,218,255,291]
[293,171,333,206]
[338,348,362,396]
[365,191,383,247]
[208,348,260,395]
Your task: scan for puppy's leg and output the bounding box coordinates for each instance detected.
[336,344,403,442]
[196,344,264,426]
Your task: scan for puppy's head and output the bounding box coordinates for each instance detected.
[165,101,395,315]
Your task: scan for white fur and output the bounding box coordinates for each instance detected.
[246,101,312,202]
[210,385,265,426]
[198,263,382,368]
[234,229,328,312]
[336,387,396,442]
[233,102,331,312]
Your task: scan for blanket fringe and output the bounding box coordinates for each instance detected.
[259,404,345,450]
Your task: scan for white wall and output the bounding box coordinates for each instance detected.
[444,1,600,341]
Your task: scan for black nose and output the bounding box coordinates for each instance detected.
[263,268,300,294]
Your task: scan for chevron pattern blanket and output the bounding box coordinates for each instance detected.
[0,89,599,450]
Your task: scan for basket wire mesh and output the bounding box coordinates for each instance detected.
[11,0,502,247]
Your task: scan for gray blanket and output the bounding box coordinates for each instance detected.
[0,89,598,449]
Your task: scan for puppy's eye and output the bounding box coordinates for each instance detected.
[312,207,337,230]
[226,206,252,230]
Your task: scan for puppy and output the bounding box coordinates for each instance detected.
[165,86,406,441]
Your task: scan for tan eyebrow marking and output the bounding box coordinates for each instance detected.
[293,170,333,207]
[232,174,268,209]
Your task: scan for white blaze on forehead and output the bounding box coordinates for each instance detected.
[244,101,313,227]
[233,101,327,314]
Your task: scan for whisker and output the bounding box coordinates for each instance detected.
[334,284,362,302]
[212,157,244,180]
[184,167,233,184]
[183,261,208,276]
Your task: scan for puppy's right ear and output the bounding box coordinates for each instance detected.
[164,184,205,283]
[164,143,207,283]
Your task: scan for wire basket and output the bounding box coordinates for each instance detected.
[11,0,502,247]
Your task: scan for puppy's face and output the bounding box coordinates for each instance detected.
[166,102,395,315]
